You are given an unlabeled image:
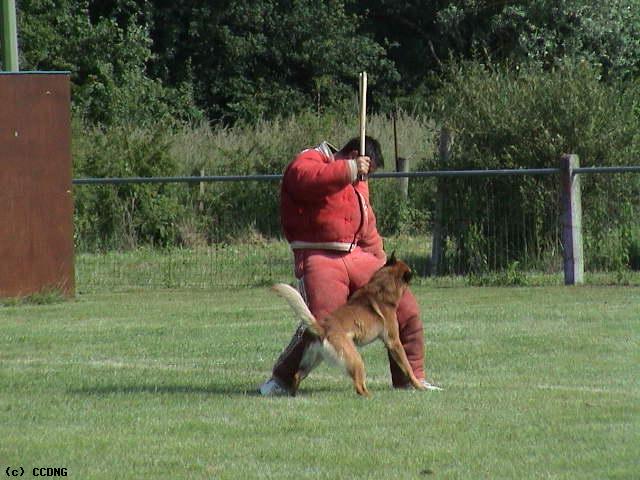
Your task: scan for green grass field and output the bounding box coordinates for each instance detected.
[1,285,638,479]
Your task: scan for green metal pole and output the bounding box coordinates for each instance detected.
[1,0,19,71]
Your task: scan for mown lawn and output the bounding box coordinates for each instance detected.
[1,285,638,479]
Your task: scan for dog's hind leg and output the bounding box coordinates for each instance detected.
[325,337,370,397]
[349,357,370,397]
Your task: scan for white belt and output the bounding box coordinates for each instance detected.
[289,241,354,252]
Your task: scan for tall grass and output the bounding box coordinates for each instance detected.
[72,110,437,251]
[169,110,437,176]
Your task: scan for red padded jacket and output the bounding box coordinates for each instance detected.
[280,142,384,258]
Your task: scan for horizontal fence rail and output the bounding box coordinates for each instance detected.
[373,168,560,178]
[72,165,640,185]
[72,169,560,185]
[573,166,640,175]
[72,174,283,185]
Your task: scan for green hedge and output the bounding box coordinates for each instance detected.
[72,62,640,272]
[428,60,640,272]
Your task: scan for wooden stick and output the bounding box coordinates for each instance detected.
[358,72,367,181]
[359,72,367,156]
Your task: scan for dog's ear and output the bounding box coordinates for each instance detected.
[385,251,397,266]
[403,269,413,283]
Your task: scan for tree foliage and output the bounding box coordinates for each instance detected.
[434,0,640,80]
[14,0,640,125]
[17,0,200,126]
[143,0,396,122]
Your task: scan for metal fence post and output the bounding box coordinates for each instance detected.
[199,168,205,212]
[560,154,584,285]
[1,0,19,71]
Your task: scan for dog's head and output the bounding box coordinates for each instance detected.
[384,251,413,285]
[360,252,414,304]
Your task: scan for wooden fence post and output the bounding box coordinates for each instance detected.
[199,168,205,212]
[431,127,453,275]
[560,154,584,285]
[396,156,409,200]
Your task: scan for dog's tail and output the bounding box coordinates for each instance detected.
[271,283,323,337]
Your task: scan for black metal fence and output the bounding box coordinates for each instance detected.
[73,163,640,291]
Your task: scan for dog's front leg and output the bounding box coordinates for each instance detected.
[386,340,426,390]
[383,315,426,390]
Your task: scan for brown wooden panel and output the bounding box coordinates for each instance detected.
[0,73,74,297]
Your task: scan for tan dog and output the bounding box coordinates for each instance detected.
[272,254,426,396]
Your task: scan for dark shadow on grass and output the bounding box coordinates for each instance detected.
[70,381,263,397]
[70,382,347,398]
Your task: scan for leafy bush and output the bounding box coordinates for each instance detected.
[73,121,186,250]
[429,59,640,273]
[71,82,639,277]
[586,223,640,272]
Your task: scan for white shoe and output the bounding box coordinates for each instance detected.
[398,379,443,391]
[258,377,291,396]
[421,380,443,391]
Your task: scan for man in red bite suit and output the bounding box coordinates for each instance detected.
[259,136,436,396]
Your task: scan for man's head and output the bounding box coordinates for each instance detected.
[338,136,384,172]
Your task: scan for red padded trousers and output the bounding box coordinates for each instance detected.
[272,248,425,389]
